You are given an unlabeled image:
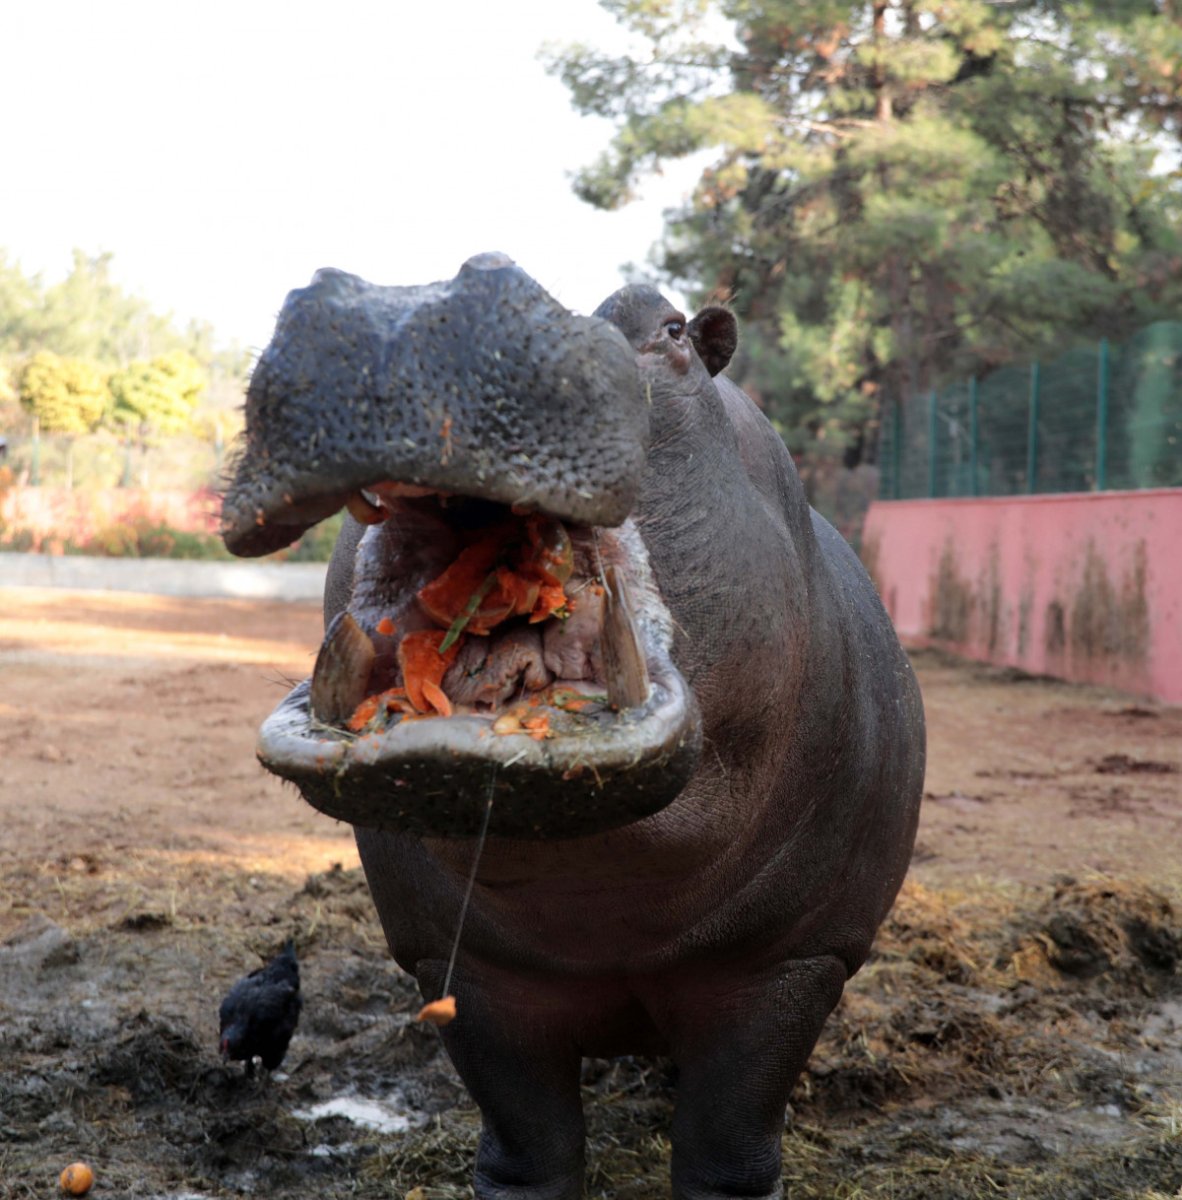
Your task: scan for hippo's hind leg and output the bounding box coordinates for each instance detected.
[658,955,847,1200]
[417,960,586,1200]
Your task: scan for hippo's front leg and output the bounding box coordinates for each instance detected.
[657,956,847,1200]
[417,960,587,1200]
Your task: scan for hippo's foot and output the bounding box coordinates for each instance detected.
[473,1147,584,1200]
[664,955,847,1200]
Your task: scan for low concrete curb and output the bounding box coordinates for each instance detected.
[0,552,327,602]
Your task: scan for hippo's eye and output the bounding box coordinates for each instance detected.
[665,319,685,341]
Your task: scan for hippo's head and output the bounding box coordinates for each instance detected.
[222,254,702,838]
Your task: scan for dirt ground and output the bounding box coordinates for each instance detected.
[1,586,1179,1199]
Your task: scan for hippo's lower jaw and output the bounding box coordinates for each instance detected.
[256,491,701,838]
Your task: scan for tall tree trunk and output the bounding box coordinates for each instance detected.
[872,3,893,122]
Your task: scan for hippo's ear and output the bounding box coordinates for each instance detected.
[687,306,737,377]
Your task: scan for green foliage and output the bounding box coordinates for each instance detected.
[18,351,109,435]
[549,1,1182,464]
[109,351,207,440]
[0,249,250,477]
[35,250,185,364]
[285,510,345,562]
[0,253,42,358]
[69,517,234,559]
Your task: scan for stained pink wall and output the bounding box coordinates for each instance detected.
[862,489,1182,705]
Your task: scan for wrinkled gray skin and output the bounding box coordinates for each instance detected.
[226,256,925,1198]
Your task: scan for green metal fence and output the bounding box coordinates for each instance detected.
[880,320,1182,498]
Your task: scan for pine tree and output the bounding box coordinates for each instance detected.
[547,1,1182,464]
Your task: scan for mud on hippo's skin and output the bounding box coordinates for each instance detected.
[221,253,926,1200]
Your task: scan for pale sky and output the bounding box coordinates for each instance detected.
[4,0,705,353]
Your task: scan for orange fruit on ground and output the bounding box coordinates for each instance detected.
[60,1162,94,1195]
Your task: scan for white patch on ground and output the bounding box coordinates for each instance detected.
[294,1092,423,1134]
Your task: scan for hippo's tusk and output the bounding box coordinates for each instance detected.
[599,566,651,711]
[346,490,387,525]
[310,612,376,726]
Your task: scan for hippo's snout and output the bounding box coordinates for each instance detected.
[221,254,649,557]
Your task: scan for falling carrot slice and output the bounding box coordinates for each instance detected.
[376,616,397,636]
[417,995,457,1025]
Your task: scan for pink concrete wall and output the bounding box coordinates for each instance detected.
[862,489,1182,705]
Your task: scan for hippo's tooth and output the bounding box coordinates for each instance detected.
[346,490,386,525]
[310,612,376,726]
[599,565,650,711]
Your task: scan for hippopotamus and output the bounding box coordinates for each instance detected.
[221,252,925,1198]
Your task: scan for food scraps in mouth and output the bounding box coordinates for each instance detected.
[310,508,650,735]
[417,514,575,645]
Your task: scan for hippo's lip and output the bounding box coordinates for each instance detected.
[256,489,701,838]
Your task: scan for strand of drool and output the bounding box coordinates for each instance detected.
[440,765,496,1000]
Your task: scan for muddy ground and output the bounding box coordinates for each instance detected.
[0,586,1179,1199]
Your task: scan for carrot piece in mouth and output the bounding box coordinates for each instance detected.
[346,694,382,732]
[523,713,551,740]
[398,629,461,713]
[420,678,453,717]
[347,686,413,731]
[418,517,575,645]
[417,528,514,631]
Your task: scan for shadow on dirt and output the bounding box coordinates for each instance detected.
[1,865,1179,1199]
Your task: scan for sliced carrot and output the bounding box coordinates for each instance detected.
[495,564,540,617]
[523,713,550,740]
[417,995,457,1025]
[529,582,572,623]
[347,686,413,731]
[376,616,396,636]
[398,629,462,713]
[420,678,453,717]
[417,528,512,629]
[347,694,382,732]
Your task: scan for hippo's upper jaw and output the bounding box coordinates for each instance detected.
[221,253,648,557]
[222,255,701,839]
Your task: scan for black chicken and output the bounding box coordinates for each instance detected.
[218,938,302,1077]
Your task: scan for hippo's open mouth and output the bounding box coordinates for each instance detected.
[249,493,700,840]
[222,257,700,837]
